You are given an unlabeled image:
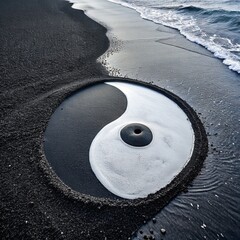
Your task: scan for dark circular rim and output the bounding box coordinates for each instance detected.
[41,77,208,208]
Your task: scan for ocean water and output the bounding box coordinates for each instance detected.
[108,0,240,73]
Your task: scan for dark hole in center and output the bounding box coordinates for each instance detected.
[134,128,142,134]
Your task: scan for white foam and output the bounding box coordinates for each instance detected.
[108,0,240,13]
[89,82,195,199]
[107,0,240,74]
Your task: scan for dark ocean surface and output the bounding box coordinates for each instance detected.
[109,0,240,74]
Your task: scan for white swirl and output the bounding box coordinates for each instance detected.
[89,82,194,199]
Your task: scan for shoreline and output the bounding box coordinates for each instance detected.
[1,0,206,239]
[77,1,240,239]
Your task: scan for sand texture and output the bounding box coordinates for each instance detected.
[1,0,234,239]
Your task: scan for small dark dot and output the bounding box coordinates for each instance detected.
[134,128,142,134]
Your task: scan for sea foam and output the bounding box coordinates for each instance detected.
[108,0,240,74]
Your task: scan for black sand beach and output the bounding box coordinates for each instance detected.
[1,0,240,239]
[0,0,115,239]
[1,0,200,239]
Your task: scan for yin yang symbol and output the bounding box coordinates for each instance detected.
[44,80,203,200]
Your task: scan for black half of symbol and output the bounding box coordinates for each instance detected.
[44,83,127,199]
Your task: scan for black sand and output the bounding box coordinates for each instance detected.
[0,0,111,238]
[0,0,208,239]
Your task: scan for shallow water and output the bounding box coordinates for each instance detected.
[67,0,240,239]
[130,66,240,239]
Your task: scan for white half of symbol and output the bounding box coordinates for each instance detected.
[89,82,195,199]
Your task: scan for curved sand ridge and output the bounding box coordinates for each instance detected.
[90,82,195,199]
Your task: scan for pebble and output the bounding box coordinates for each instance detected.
[142,235,155,240]
[160,228,166,235]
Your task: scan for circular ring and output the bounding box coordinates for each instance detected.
[43,78,208,206]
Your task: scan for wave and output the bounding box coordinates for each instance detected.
[178,5,240,15]
[108,0,240,74]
